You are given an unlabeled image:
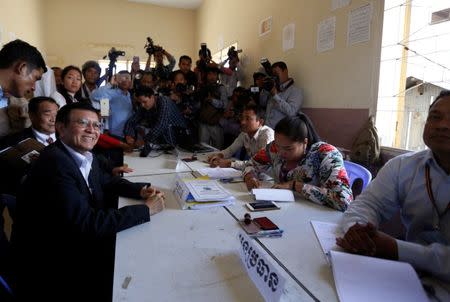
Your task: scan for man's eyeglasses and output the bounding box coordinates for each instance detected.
[71,118,103,131]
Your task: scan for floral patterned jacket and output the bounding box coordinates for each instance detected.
[243,141,353,211]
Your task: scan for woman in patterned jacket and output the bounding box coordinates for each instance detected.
[243,113,353,211]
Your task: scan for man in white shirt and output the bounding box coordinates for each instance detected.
[338,90,450,282]
[208,103,274,170]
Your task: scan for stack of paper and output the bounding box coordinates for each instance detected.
[330,251,428,302]
[196,167,242,180]
[252,188,295,202]
[311,221,428,302]
[173,176,235,210]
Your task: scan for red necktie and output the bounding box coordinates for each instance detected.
[46,137,54,144]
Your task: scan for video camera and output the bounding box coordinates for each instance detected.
[145,37,163,55]
[227,46,242,60]
[103,47,126,81]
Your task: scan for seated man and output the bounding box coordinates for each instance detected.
[208,103,274,170]
[124,87,187,154]
[13,102,165,300]
[338,90,450,282]
[0,96,58,149]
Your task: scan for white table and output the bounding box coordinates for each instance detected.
[123,151,191,177]
[113,173,314,302]
[220,181,342,302]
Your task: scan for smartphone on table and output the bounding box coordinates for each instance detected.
[245,201,280,212]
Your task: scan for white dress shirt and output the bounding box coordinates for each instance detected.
[61,141,93,188]
[221,125,274,170]
[341,149,450,281]
[32,128,56,146]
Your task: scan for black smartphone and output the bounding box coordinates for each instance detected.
[245,201,280,211]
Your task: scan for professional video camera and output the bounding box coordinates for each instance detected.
[144,37,163,55]
[262,76,280,92]
[260,57,272,76]
[227,46,242,60]
[103,47,126,81]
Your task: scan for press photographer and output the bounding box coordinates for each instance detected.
[197,66,227,149]
[259,61,303,128]
[144,37,175,82]
[194,43,218,87]
[220,46,244,97]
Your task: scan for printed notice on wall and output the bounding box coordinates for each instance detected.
[259,16,272,37]
[282,23,295,51]
[347,3,372,45]
[332,0,351,11]
[317,16,336,53]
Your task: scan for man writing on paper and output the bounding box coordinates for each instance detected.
[338,90,450,282]
[13,102,165,300]
[208,103,274,170]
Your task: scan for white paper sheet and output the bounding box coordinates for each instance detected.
[186,180,232,201]
[347,3,372,45]
[330,250,428,302]
[197,167,242,179]
[317,16,336,53]
[332,0,351,11]
[282,23,295,51]
[238,231,286,302]
[252,188,294,202]
[310,221,344,258]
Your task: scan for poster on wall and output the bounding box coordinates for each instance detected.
[259,16,272,37]
[282,23,295,51]
[332,0,351,11]
[317,16,336,53]
[347,3,372,45]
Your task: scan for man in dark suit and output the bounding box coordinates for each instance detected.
[13,102,165,301]
[0,96,58,149]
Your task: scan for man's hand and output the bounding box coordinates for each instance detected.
[140,185,165,200]
[145,192,165,216]
[244,174,260,190]
[336,223,398,259]
[125,135,135,146]
[270,85,278,96]
[111,165,134,176]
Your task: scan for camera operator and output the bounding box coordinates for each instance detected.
[260,61,303,128]
[169,70,198,121]
[145,47,176,83]
[177,55,197,88]
[196,66,227,149]
[220,47,244,98]
[194,44,218,87]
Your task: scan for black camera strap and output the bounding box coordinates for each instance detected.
[280,78,294,92]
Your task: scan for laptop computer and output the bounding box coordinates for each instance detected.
[172,126,215,153]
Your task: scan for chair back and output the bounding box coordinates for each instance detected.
[344,161,372,196]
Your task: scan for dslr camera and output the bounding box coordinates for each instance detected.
[262,76,280,92]
[145,37,163,55]
[227,46,242,60]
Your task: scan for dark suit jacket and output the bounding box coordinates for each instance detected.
[13,140,150,301]
[0,127,35,150]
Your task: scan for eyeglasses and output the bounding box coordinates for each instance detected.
[71,118,103,131]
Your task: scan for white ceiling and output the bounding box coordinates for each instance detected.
[128,0,203,10]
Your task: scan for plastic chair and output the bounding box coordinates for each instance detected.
[344,161,372,197]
